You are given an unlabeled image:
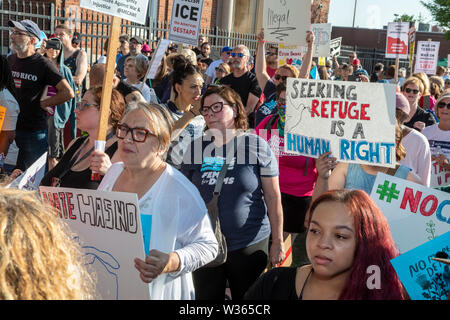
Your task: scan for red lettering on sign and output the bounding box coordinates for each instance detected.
[420,195,438,216]
[400,187,421,213]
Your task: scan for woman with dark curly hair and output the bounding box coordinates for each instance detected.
[40,86,125,189]
[245,189,406,300]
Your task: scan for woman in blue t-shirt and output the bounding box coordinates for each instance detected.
[180,85,284,300]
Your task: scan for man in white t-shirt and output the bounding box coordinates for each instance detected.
[204,46,232,85]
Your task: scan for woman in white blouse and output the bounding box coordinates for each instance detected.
[98,102,218,300]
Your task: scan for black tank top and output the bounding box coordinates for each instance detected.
[40,136,118,189]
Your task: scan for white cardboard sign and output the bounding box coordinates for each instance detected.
[263,0,310,46]
[6,152,47,190]
[415,41,440,75]
[311,23,332,58]
[168,0,205,46]
[39,186,150,300]
[80,0,149,25]
[329,37,342,57]
[369,173,450,253]
[385,22,410,59]
[284,79,397,167]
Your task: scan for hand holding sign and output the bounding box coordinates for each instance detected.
[134,249,179,284]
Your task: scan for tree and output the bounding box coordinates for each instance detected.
[421,0,450,39]
[393,14,415,22]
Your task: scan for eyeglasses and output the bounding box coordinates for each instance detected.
[200,101,231,116]
[437,102,450,110]
[116,124,154,143]
[231,52,245,58]
[9,30,30,37]
[405,88,419,94]
[274,74,288,81]
[215,67,226,73]
[76,101,99,111]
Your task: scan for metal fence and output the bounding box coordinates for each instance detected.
[0,0,258,64]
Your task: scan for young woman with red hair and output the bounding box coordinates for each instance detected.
[244,189,406,300]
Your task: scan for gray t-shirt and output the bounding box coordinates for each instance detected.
[180,133,279,251]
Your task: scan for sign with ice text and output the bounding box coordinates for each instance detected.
[168,0,205,46]
[284,79,397,167]
[80,0,149,25]
[369,173,450,253]
[263,0,310,46]
[311,23,331,58]
[390,231,450,300]
[386,22,409,59]
[415,41,440,75]
[39,186,150,300]
[277,44,303,68]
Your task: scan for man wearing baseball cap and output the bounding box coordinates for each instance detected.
[7,19,74,171]
[204,46,232,85]
[117,35,148,79]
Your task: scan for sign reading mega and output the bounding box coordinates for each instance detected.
[80,0,149,25]
[284,79,397,167]
[168,0,205,46]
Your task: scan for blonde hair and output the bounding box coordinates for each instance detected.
[180,48,197,66]
[121,102,174,153]
[0,189,96,299]
[125,55,148,79]
[218,62,231,74]
[413,72,431,96]
[278,64,300,78]
[402,77,424,95]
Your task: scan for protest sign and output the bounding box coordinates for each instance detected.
[143,39,170,81]
[168,0,205,46]
[369,173,450,253]
[79,0,149,25]
[39,186,150,300]
[415,41,440,75]
[329,37,342,58]
[0,106,6,131]
[284,79,397,167]
[311,23,332,58]
[263,0,310,46]
[6,152,47,190]
[408,26,416,70]
[385,22,409,59]
[428,140,450,189]
[390,231,450,300]
[277,44,303,68]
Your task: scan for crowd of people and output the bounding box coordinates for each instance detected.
[0,18,449,300]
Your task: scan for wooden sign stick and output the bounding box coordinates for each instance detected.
[91,15,121,181]
[394,57,399,84]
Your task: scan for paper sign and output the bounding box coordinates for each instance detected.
[79,0,149,25]
[168,0,205,46]
[390,231,450,300]
[311,23,332,58]
[329,37,342,57]
[277,44,303,68]
[39,186,150,300]
[386,22,410,59]
[415,41,440,75]
[284,79,397,167]
[369,173,450,253]
[0,106,6,131]
[263,0,310,46]
[143,39,170,80]
[428,140,450,189]
[6,152,47,190]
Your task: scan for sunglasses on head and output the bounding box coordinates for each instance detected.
[274,74,288,81]
[405,88,419,94]
[215,67,226,73]
[231,52,245,58]
[437,101,450,110]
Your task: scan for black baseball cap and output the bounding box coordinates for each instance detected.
[8,19,42,40]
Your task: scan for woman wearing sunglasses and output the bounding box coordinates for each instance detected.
[402,77,436,131]
[213,62,230,84]
[180,85,284,300]
[98,102,218,299]
[40,87,125,189]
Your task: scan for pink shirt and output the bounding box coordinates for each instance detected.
[255,115,318,197]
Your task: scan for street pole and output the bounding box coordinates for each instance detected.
[352,0,358,28]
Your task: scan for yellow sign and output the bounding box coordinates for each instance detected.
[318,57,326,66]
[0,106,6,132]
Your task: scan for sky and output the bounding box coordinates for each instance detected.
[328,0,435,29]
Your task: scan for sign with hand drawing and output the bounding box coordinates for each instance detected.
[263,0,310,46]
